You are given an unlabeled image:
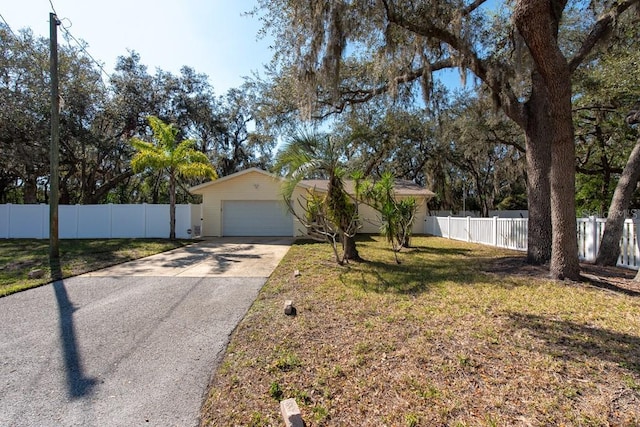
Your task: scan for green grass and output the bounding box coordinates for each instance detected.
[0,238,192,297]
[200,235,640,426]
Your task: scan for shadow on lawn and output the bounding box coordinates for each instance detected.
[344,245,483,294]
[510,312,640,373]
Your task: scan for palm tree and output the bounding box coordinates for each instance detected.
[130,116,217,239]
[275,131,361,263]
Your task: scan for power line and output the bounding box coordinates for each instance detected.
[59,23,113,82]
[48,0,59,16]
[0,12,19,39]
[47,0,113,82]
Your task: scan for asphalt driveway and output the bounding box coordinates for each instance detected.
[0,237,292,427]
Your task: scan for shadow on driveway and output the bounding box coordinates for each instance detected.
[51,260,97,398]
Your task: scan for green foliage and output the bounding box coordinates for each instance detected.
[405,413,420,427]
[495,193,528,211]
[131,116,216,180]
[572,17,640,215]
[0,30,273,204]
[268,381,283,400]
[575,174,615,216]
[357,172,418,263]
[130,116,216,238]
[275,131,360,264]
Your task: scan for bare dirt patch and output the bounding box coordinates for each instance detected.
[483,255,640,295]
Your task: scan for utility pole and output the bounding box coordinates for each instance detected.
[49,13,60,263]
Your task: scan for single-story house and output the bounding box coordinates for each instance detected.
[189,168,435,237]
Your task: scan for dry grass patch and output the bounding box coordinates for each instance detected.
[200,236,640,426]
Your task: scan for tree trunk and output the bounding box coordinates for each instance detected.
[342,234,361,262]
[23,166,38,204]
[515,0,581,280]
[597,138,640,265]
[169,173,176,240]
[83,171,135,204]
[547,68,580,280]
[549,107,580,280]
[523,72,553,265]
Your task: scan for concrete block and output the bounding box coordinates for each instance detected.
[280,398,304,427]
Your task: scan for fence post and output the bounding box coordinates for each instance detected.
[109,203,113,238]
[447,216,451,239]
[75,204,80,238]
[628,217,640,267]
[592,216,600,260]
[466,216,471,242]
[143,203,147,238]
[7,203,12,238]
[41,203,48,239]
[493,216,498,246]
[584,216,597,261]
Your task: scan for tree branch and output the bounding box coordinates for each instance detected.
[462,0,489,16]
[569,0,640,72]
[576,166,623,175]
[381,0,525,125]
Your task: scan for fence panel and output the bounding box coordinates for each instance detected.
[0,204,200,239]
[77,205,111,238]
[144,205,170,238]
[448,217,469,241]
[4,205,48,238]
[0,205,9,238]
[426,215,640,270]
[619,220,639,269]
[495,218,528,250]
[59,205,79,238]
[111,205,145,238]
[469,218,493,245]
[175,204,194,239]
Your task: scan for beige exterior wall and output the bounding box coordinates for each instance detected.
[193,169,430,237]
[290,191,428,237]
[290,187,309,237]
[198,170,295,237]
[413,197,428,235]
[356,197,428,235]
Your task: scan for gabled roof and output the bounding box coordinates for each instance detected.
[189,167,435,199]
[300,179,435,198]
[189,167,285,194]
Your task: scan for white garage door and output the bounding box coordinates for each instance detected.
[222,200,293,236]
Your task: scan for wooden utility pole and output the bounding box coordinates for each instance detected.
[49,13,60,261]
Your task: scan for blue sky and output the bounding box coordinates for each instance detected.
[1,0,273,95]
[1,0,489,97]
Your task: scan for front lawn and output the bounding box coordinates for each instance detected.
[200,236,640,426]
[0,239,192,297]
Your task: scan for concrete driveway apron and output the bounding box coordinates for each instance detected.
[0,237,292,427]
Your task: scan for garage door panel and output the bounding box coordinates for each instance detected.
[223,201,292,236]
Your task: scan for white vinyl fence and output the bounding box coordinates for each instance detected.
[0,204,202,239]
[425,215,640,270]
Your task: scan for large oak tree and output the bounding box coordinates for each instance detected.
[256,0,639,279]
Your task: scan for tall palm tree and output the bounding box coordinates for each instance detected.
[131,116,216,239]
[276,131,361,263]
